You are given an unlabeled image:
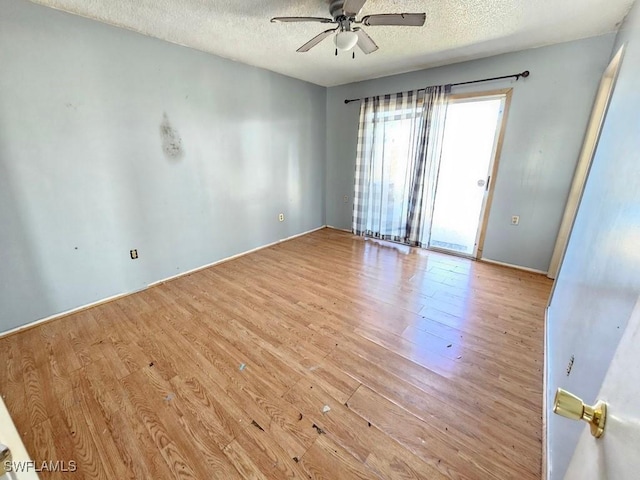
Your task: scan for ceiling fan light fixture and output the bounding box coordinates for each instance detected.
[273,1,426,55]
[334,30,358,51]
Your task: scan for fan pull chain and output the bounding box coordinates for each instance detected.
[353,51,355,59]
[335,48,338,56]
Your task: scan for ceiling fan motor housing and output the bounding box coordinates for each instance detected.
[330,0,354,20]
[271,1,424,55]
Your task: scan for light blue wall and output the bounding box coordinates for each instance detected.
[325,35,615,271]
[547,1,640,478]
[0,0,326,332]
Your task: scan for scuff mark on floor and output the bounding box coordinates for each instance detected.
[312,423,326,435]
[251,420,265,432]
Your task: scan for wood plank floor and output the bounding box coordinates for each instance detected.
[0,228,552,479]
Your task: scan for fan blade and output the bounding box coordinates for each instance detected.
[361,13,426,26]
[297,28,337,52]
[354,28,378,54]
[343,0,368,16]
[271,17,335,23]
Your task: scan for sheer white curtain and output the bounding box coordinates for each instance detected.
[352,86,450,247]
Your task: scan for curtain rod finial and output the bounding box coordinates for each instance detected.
[521,70,530,78]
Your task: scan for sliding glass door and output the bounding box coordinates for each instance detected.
[428,91,510,258]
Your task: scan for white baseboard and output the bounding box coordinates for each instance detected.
[0,225,327,339]
[0,290,134,339]
[326,225,352,233]
[148,225,327,287]
[480,257,548,275]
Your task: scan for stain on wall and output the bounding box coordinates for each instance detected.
[160,112,184,160]
[0,0,325,333]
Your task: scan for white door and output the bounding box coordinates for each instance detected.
[0,396,39,479]
[561,295,640,479]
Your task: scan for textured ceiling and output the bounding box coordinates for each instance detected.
[30,0,634,87]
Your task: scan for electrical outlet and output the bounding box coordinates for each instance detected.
[511,215,520,226]
[278,213,284,222]
[130,249,138,259]
[343,195,349,203]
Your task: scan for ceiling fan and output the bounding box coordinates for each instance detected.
[271,0,426,56]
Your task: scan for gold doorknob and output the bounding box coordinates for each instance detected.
[553,388,607,438]
[0,443,11,475]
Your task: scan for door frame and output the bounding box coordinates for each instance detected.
[428,88,513,259]
[546,45,625,283]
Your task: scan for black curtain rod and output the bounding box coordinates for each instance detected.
[343,70,530,104]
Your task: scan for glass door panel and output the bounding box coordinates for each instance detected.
[428,96,505,257]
